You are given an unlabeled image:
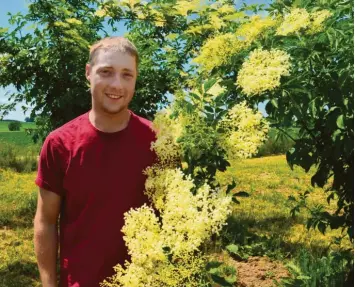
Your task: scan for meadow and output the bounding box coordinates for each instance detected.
[0,121,36,144]
[0,154,352,287]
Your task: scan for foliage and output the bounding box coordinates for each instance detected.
[275,249,353,287]
[0,142,38,172]
[79,0,354,242]
[101,77,268,286]
[256,133,294,157]
[8,121,22,131]
[24,116,34,123]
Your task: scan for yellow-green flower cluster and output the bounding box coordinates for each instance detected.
[102,168,232,287]
[276,8,332,36]
[193,33,244,71]
[174,0,205,16]
[236,15,277,43]
[307,10,333,34]
[192,15,277,71]
[237,48,291,96]
[218,102,269,159]
[144,167,194,211]
[122,205,165,268]
[276,8,310,36]
[150,109,183,165]
[160,171,232,255]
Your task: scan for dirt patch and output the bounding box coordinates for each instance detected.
[233,256,289,287]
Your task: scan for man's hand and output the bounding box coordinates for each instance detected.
[34,188,61,287]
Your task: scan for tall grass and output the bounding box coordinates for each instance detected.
[0,143,39,172]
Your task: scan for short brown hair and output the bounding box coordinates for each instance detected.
[89,36,139,67]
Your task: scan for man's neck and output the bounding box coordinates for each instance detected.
[89,109,131,133]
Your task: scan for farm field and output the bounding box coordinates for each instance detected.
[0,155,352,287]
[0,121,38,149]
[0,121,36,132]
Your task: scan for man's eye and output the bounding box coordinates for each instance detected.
[101,70,111,75]
[124,73,133,78]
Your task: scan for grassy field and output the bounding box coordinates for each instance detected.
[0,132,38,148]
[0,121,38,150]
[0,121,36,132]
[0,155,352,286]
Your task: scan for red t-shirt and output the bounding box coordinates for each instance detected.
[35,111,157,287]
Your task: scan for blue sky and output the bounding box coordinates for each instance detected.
[0,0,269,121]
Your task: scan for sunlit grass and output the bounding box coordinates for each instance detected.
[0,155,352,286]
[219,155,352,255]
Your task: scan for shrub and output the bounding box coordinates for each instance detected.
[8,121,22,131]
[256,127,296,157]
[277,249,353,287]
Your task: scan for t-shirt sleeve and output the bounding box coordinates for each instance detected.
[35,133,66,196]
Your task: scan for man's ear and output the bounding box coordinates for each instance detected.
[85,63,91,81]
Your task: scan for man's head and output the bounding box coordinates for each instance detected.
[86,37,139,116]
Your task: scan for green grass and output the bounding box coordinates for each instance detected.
[0,132,38,148]
[0,156,352,286]
[0,121,38,151]
[0,121,36,132]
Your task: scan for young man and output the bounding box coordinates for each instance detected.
[34,37,157,287]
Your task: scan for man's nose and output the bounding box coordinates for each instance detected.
[110,74,123,88]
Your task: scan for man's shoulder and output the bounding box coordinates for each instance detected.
[130,112,157,141]
[131,112,153,128]
[46,112,88,143]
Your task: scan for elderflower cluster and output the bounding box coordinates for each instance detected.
[237,48,291,96]
[276,8,310,36]
[150,109,183,165]
[122,205,165,268]
[276,8,332,36]
[101,168,232,287]
[161,173,232,255]
[193,14,278,71]
[236,15,277,43]
[307,10,333,34]
[144,167,194,211]
[174,0,205,16]
[218,102,269,159]
[193,33,244,71]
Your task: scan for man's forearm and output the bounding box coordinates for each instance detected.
[34,220,58,287]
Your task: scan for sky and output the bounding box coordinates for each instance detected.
[0,0,269,121]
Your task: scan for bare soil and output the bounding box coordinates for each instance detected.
[233,256,289,287]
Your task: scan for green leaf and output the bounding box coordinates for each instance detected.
[205,106,214,113]
[317,222,327,234]
[336,114,345,129]
[189,92,201,102]
[203,78,218,94]
[331,129,342,142]
[206,261,223,271]
[226,244,239,254]
[271,98,278,108]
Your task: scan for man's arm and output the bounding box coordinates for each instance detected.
[34,187,61,287]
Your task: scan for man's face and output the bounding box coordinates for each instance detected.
[86,49,137,116]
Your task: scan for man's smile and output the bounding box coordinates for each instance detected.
[105,93,123,100]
